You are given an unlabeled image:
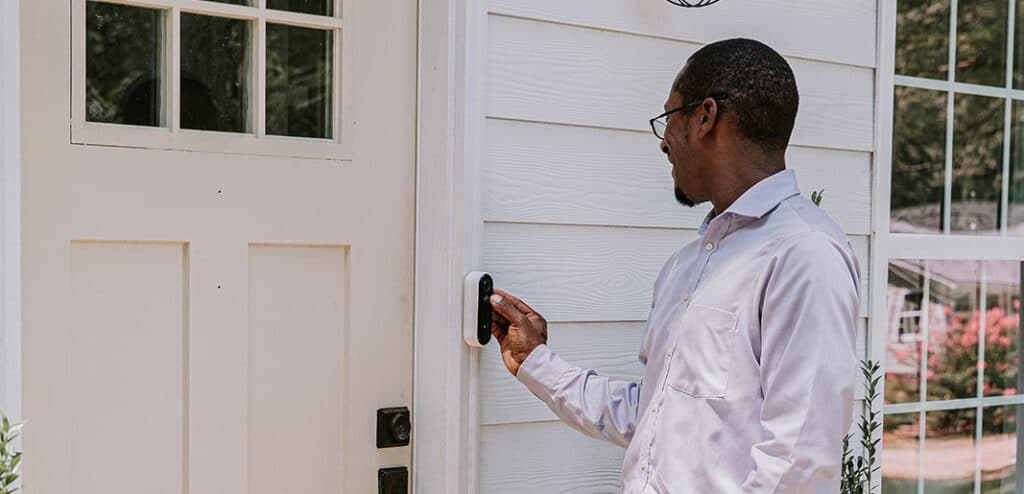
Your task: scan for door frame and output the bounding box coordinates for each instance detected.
[0,0,483,490]
[0,0,22,425]
[414,0,487,491]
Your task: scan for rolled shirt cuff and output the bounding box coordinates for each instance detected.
[515,344,574,401]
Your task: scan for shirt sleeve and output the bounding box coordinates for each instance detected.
[516,344,642,448]
[740,232,861,493]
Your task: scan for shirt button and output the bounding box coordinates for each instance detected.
[666,348,674,358]
[640,461,648,471]
[682,292,690,301]
[705,242,715,251]
[650,404,658,414]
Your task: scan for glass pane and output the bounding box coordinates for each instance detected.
[956,0,1008,87]
[882,412,920,493]
[984,261,1021,397]
[267,0,332,17]
[1009,101,1024,233]
[86,1,164,126]
[924,408,977,492]
[892,87,947,234]
[952,94,1004,235]
[1014,0,1024,88]
[181,14,251,133]
[266,24,332,139]
[981,405,1018,493]
[928,260,983,402]
[206,0,252,4]
[896,0,950,80]
[886,261,926,404]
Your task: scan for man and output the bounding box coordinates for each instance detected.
[488,38,860,493]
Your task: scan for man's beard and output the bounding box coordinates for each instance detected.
[675,186,696,207]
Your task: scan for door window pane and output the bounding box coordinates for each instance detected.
[892,87,947,234]
[266,24,332,139]
[1013,0,1024,89]
[887,261,926,404]
[924,408,977,492]
[928,261,982,402]
[86,1,164,127]
[952,94,1005,235]
[181,14,251,133]
[882,412,920,493]
[897,0,950,80]
[981,405,1018,492]
[267,0,332,17]
[984,262,1021,397]
[956,0,1008,87]
[1009,101,1024,232]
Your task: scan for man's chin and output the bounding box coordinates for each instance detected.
[675,187,696,207]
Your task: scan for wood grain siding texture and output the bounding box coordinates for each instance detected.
[480,421,626,493]
[477,4,877,491]
[488,0,876,68]
[486,15,875,152]
[482,222,871,321]
[484,118,872,235]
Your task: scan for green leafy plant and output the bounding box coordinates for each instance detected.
[810,189,825,207]
[841,360,881,494]
[0,414,24,494]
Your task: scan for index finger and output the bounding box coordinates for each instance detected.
[492,288,539,317]
[490,288,526,322]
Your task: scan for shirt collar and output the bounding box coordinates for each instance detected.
[697,169,800,235]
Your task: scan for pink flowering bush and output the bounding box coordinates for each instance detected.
[886,299,1020,434]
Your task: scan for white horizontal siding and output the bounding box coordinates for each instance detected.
[480,318,869,426]
[484,118,872,234]
[488,0,876,68]
[480,405,867,493]
[486,15,875,152]
[481,222,871,321]
[479,421,626,493]
[476,3,878,489]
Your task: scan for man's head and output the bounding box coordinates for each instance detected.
[658,38,798,208]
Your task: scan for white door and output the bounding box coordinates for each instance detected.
[21,0,417,492]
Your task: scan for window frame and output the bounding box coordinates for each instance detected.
[71,0,352,161]
[875,0,1024,490]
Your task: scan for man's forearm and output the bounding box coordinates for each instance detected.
[516,344,641,448]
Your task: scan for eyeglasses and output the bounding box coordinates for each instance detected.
[649,95,729,140]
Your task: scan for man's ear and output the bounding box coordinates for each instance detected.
[696,98,719,139]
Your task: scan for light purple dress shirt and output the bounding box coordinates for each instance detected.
[516,169,861,493]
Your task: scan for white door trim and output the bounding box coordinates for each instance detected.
[414,0,487,491]
[0,0,23,421]
[868,0,897,489]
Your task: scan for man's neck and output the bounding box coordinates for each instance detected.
[708,151,785,214]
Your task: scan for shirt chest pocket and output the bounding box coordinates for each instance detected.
[666,303,740,399]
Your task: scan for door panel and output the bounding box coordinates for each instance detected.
[21,1,417,492]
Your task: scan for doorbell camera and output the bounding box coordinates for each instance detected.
[464,272,494,347]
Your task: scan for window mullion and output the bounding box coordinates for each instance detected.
[917,265,931,494]
[944,0,959,235]
[1003,0,1016,236]
[169,6,180,133]
[257,16,266,139]
[973,263,987,494]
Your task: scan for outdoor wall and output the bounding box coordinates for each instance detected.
[476,0,879,491]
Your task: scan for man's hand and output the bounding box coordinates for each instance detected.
[489,288,548,376]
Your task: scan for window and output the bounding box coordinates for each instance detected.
[73,0,348,159]
[881,1,1024,492]
[882,260,1022,492]
[892,0,1024,236]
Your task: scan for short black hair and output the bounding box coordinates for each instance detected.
[673,38,799,152]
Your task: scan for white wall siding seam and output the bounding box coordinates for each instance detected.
[0,0,23,424]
